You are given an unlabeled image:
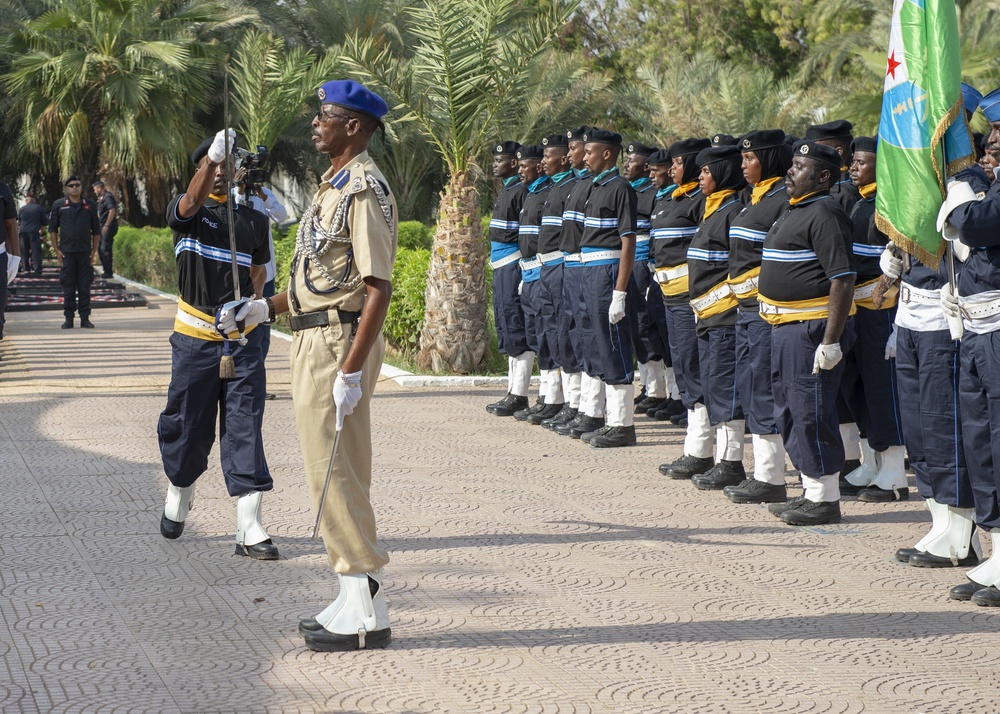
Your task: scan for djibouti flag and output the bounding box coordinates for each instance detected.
[875,0,974,268]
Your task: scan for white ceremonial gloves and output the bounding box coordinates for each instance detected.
[333,370,363,430]
[884,327,897,360]
[879,242,903,280]
[936,180,979,242]
[812,342,843,374]
[207,128,237,164]
[217,298,269,334]
[6,255,20,285]
[940,282,961,320]
[517,280,523,296]
[608,290,627,324]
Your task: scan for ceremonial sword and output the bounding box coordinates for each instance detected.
[220,68,247,346]
[311,422,344,539]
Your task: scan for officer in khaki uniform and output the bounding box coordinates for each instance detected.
[219,80,397,651]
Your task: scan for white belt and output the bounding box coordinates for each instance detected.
[489,251,521,270]
[519,257,541,271]
[654,264,688,284]
[537,250,564,265]
[899,283,941,305]
[960,291,1000,335]
[729,275,758,297]
[563,252,582,263]
[635,234,650,244]
[579,249,622,263]
[758,301,821,316]
[176,307,217,334]
[896,284,947,333]
[690,283,734,313]
[853,281,880,301]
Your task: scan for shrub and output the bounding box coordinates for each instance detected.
[384,247,430,353]
[398,220,433,251]
[273,224,297,294]
[114,226,177,293]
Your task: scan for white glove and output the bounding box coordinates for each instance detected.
[879,243,903,280]
[216,298,269,334]
[608,290,627,324]
[812,342,843,374]
[332,370,363,430]
[940,282,965,340]
[517,280,523,296]
[6,255,20,285]
[936,180,979,240]
[207,128,237,164]
[884,327,897,360]
[950,239,971,262]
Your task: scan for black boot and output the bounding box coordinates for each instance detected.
[542,405,577,429]
[894,547,920,563]
[528,402,564,425]
[633,386,647,404]
[779,499,842,526]
[581,424,612,443]
[80,317,95,328]
[235,539,280,560]
[659,454,713,480]
[692,460,747,490]
[724,478,787,504]
[514,396,545,421]
[837,459,865,494]
[950,578,987,601]
[569,415,605,440]
[635,396,666,415]
[908,549,980,568]
[857,485,910,502]
[486,393,514,414]
[555,413,586,436]
[971,585,1000,607]
[590,425,637,448]
[650,399,685,420]
[493,394,529,417]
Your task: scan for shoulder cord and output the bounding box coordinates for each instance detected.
[292,174,394,292]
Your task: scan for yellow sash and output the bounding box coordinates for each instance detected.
[854,275,898,310]
[757,294,857,325]
[751,176,783,205]
[672,181,699,200]
[859,181,877,199]
[174,299,256,342]
[703,189,737,221]
[691,280,739,319]
[727,267,761,298]
[656,264,690,297]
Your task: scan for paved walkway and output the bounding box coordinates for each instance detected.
[1,296,998,714]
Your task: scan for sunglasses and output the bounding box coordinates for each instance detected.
[66,183,81,188]
[315,109,353,124]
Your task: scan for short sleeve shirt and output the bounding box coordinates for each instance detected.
[559,171,594,254]
[488,178,526,245]
[517,178,552,259]
[536,173,577,255]
[849,193,887,283]
[830,171,861,213]
[580,169,637,250]
[17,202,47,234]
[290,151,398,315]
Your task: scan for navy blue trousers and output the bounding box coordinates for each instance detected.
[538,264,564,370]
[735,309,778,435]
[839,306,904,450]
[771,318,855,478]
[492,261,530,356]
[698,326,744,426]
[157,327,272,496]
[521,278,543,358]
[0,252,6,339]
[577,263,634,385]
[560,265,585,374]
[60,251,93,319]
[630,263,666,365]
[897,326,971,507]
[959,331,1000,528]
[664,301,702,409]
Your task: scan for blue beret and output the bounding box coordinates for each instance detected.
[566,126,590,142]
[515,144,544,160]
[740,129,785,152]
[962,83,983,116]
[851,136,877,155]
[627,142,658,156]
[492,140,521,156]
[980,87,1000,123]
[696,145,741,167]
[806,119,853,141]
[583,128,622,147]
[541,133,569,149]
[792,140,843,168]
[317,80,388,122]
[669,138,711,158]
[711,133,737,147]
[647,149,672,166]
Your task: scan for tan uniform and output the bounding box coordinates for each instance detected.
[289,150,397,574]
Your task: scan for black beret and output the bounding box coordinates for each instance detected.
[647,149,672,166]
[696,145,741,167]
[784,135,799,146]
[980,132,991,151]
[740,129,786,152]
[541,134,569,149]
[492,140,521,156]
[806,119,854,141]
[851,136,877,155]
[792,140,843,169]
[711,133,737,147]
[627,142,658,156]
[64,175,82,186]
[668,138,711,158]
[192,137,214,165]
[566,125,590,142]
[515,144,544,160]
[583,128,622,147]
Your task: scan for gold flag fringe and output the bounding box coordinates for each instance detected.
[875,210,945,270]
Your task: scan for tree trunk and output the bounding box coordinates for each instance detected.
[416,171,488,373]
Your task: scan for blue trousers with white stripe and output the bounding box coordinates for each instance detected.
[560,266,585,374]
[735,309,778,435]
[897,326,971,507]
[538,264,563,371]
[959,331,1000,528]
[578,263,634,385]
[698,326,745,426]
[492,261,530,357]
[520,278,543,358]
[771,318,855,478]
[629,263,666,364]
[664,301,702,409]
[838,306,904,451]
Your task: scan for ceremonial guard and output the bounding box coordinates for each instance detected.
[723,130,792,504]
[157,130,278,559]
[757,140,856,526]
[686,145,749,490]
[512,144,554,421]
[485,140,532,417]
[655,138,714,477]
[577,128,638,448]
[806,120,861,213]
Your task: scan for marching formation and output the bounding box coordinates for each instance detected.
[486,85,1000,606]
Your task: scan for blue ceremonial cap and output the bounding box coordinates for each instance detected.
[979,88,1000,123]
[962,83,983,116]
[317,80,388,122]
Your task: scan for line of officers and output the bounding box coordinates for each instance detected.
[485,84,1000,607]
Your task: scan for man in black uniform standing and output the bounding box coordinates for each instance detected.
[49,176,100,329]
[805,120,861,213]
[17,193,46,275]
[93,180,119,279]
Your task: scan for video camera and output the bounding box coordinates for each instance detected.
[234,145,269,194]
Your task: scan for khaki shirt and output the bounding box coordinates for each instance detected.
[291,151,397,314]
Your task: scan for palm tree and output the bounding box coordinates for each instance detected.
[342,0,576,373]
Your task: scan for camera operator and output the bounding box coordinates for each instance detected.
[231,163,287,400]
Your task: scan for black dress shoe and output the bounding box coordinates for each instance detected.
[80,318,95,328]
[768,496,807,517]
[650,399,685,420]
[857,485,909,502]
[895,547,920,563]
[780,499,841,526]
[514,397,545,421]
[569,415,604,439]
[659,454,713,479]
[160,513,184,539]
[633,387,647,405]
[972,585,1000,607]
[61,319,74,329]
[724,478,787,504]
[527,402,564,425]
[555,413,585,436]
[908,549,980,568]
[692,460,746,490]
[493,394,529,417]
[581,424,611,443]
[590,425,637,448]
[838,460,865,495]
[950,578,987,601]
[486,393,514,414]
[298,617,323,636]
[303,624,392,652]
[635,396,666,415]
[542,405,577,429]
[235,539,280,560]
[669,411,688,426]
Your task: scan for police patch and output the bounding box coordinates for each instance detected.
[800,145,809,154]
[496,144,503,152]
[318,88,326,101]
[352,177,363,192]
[743,138,751,149]
[542,137,549,146]
[627,144,635,153]
[713,135,720,143]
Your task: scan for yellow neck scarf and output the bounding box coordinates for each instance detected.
[703,189,737,221]
[859,181,877,199]
[208,193,228,204]
[751,176,784,205]
[788,190,823,207]
[672,181,699,199]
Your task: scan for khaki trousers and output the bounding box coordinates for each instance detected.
[290,318,389,574]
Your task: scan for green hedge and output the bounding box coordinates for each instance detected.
[398,220,433,251]
[115,226,177,293]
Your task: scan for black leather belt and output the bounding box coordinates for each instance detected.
[289,309,361,332]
